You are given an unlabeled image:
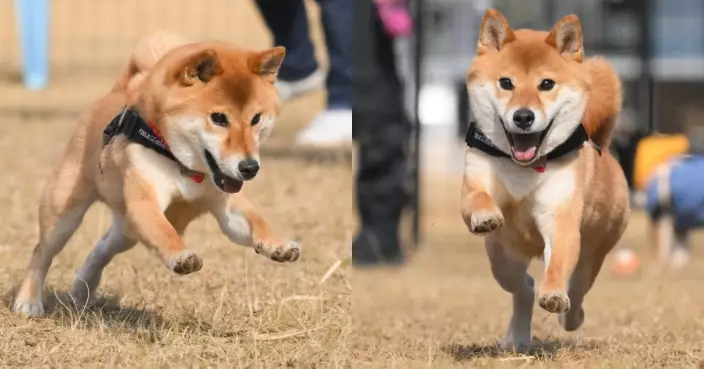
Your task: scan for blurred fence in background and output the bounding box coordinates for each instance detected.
[0,0,325,81]
[415,0,704,191]
[0,0,328,148]
[420,0,704,134]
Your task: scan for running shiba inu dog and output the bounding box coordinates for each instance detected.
[461,10,629,348]
[13,32,300,317]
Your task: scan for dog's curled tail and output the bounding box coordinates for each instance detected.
[113,30,190,94]
[582,56,623,150]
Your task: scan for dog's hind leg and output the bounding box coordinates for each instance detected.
[558,253,603,331]
[13,163,97,316]
[559,232,620,331]
[486,237,534,349]
[70,213,137,308]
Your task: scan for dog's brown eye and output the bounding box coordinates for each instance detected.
[210,112,229,127]
[498,78,514,91]
[539,79,556,91]
[251,113,261,126]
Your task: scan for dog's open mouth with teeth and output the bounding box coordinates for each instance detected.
[204,150,243,193]
[501,121,553,165]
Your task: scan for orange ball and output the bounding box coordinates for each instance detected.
[611,248,639,276]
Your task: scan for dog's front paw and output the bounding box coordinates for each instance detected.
[70,282,99,309]
[167,251,203,275]
[559,307,584,332]
[538,290,570,314]
[499,334,532,351]
[254,238,301,262]
[13,299,45,317]
[468,208,504,235]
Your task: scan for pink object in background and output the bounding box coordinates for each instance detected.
[376,1,413,38]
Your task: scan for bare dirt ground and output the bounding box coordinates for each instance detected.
[352,172,704,368]
[0,116,352,368]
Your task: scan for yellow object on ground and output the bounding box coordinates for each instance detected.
[633,134,689,191]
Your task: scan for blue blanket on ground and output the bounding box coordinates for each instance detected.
[645,155,704,229]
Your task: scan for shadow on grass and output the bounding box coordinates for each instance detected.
[442,339,603,361]
[2,287,247,341]
[3,287,161,327]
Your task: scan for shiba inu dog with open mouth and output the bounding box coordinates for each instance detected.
[13,32,300,317]
[461,10,630,348]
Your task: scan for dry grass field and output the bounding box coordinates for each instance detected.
[0,2,350,367]
[6,1,704,368]
[352,173,704,368]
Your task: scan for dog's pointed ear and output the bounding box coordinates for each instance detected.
[181,49,223,85]
[478,8,515,54]
[249,46,286,83]
[545,14,584,62]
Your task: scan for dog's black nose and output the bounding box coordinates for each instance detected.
[513,109,535,130]
[238,159,260,180]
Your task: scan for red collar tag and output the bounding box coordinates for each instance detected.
[534,166,546,173]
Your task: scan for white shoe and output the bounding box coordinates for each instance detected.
[670,247,691,269]
[295,109,352,146]
[276,69,326,102]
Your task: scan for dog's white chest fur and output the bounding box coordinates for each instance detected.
[129,145,209,208]
[464,149,577,208]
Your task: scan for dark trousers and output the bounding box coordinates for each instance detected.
[255,0,352,109]
[352,0,411,264]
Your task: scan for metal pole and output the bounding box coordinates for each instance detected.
[411,0,423,246]
[15,0,50,90]
[638,0,654,133]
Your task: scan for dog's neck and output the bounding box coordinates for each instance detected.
[464,121,600,172]
[126,93,160,130]
[102,104,206,184]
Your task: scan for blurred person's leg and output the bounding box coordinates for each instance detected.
[352,0,411,266]
[670,228,690,268]
[255,0,326,101]
[295,0,353,146]
[317,0,351,110]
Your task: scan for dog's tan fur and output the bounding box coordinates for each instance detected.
[13,32,299,317]
[461,10,630,348]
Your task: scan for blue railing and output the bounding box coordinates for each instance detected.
[14,0,49,90]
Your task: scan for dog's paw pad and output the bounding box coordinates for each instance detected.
[255,240,301,263]
[538,291,570,313]
[168,251,203,275]
[470,209,504,235]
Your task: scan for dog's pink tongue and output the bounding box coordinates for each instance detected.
[224,181,243,193]
[513,147,537,162]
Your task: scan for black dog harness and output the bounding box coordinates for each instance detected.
[464,121,601,173]
[102,107,205,183]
